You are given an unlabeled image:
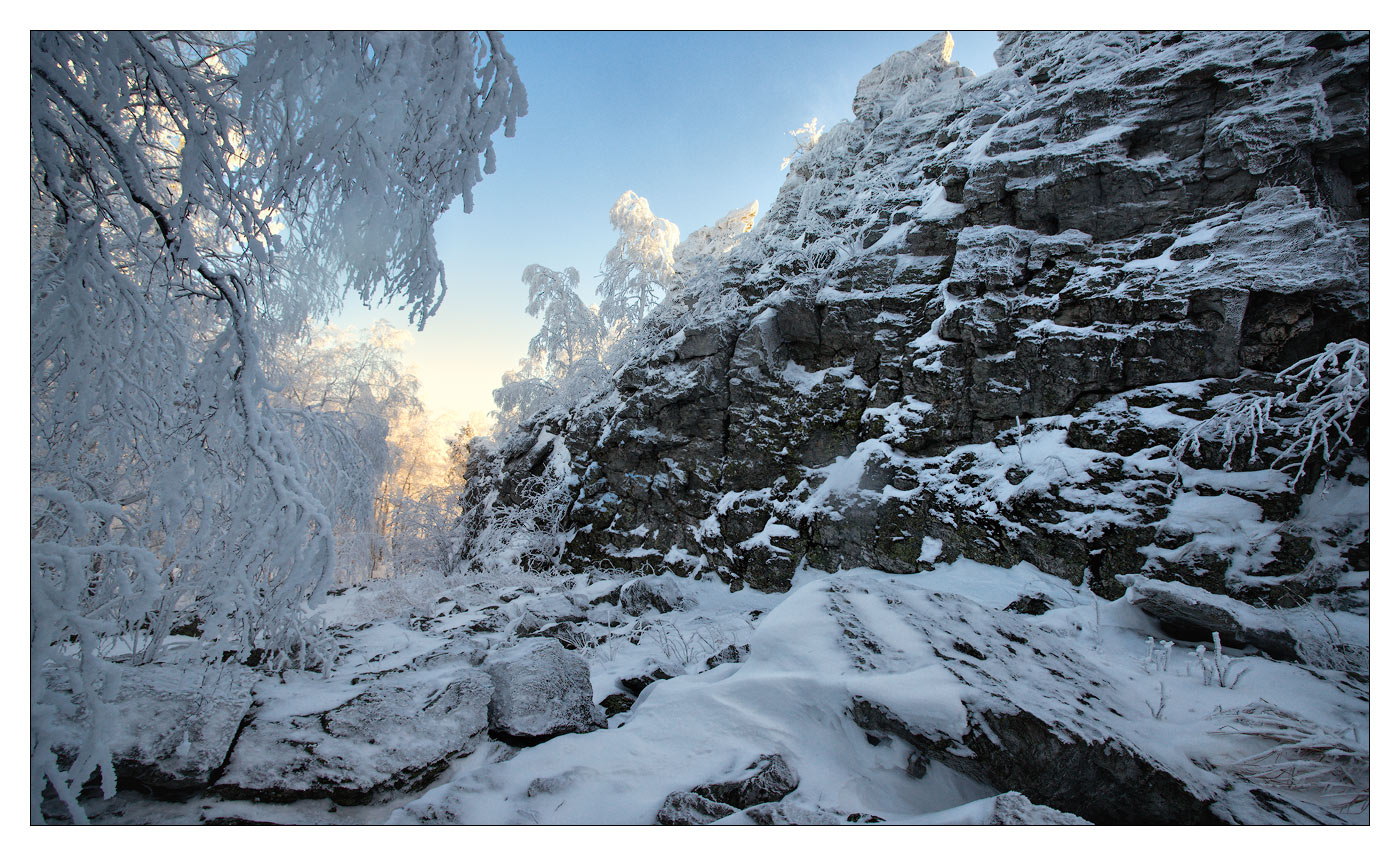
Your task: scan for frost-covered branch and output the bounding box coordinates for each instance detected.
[1172,339,1368,485]
[31,30,524,822]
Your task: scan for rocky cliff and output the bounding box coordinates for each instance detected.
[463,31,1368,615]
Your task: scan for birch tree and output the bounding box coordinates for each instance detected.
[598,190,679,330]
[522,263,603,373]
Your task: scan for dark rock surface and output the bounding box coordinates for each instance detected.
[656,790,738,825]
[703,643,749,669]
[1122,574,1366,664]
[617,663,679,696]
[618,576,688,616]
[655,754,799,824]
[692,754,799,809]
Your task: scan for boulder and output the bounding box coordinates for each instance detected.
[484,638,605,743]
[214,667,491,804]
[1122,575,1353,663]
[693,754,799,809]
[617,662,680,696]
[618,576,687,616]
[656,791,737,825]
[704,644,749,670]
[987,792,1092,825]
[655,753,801,824]
[600,693,634,717]
[921,791,1092,825]
[1003,594,1053,616]
[46,661,259,794]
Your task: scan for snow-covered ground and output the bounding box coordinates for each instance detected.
[73,556,1368,825]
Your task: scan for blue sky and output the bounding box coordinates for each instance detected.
[337,31,1002,427]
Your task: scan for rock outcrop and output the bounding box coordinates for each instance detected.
[463,31,1368,608]
[806,573,1357,824]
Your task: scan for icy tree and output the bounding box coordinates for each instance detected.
[375,408,464,577]
[672,201,759,283]
[490,357,560,430]
[269,321,442,582]
[779,117,824,171]
[1173,339,1369,485]
[522,264,604,373]
[30,30,524,822]
[598,191,680,330]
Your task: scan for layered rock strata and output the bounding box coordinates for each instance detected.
[465,30,1369,605]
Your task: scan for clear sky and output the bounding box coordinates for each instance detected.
[335,31,1002,429]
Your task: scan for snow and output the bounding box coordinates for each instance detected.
[792,439,894,519]
[65,548,1370,825]
[780,359,855,395]
[737,519,801,551]
[917,183,965,221]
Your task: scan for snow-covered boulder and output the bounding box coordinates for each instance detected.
[820,574,1353,824]
[1124,575,1303,659]
[484,638,605,743]
[692,754,798,808]
[655,754,799,824]
[912,791,1092,825]
[214,666,491,803]
[656,791,739,825]
[46,661,259,793]
[1123,575,1368,671]
[618,576,687,616]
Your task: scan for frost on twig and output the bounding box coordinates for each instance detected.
[1210,701,1369,813]
[1146,681,1167,720]
[1172,339,1368,485]
[1195,632,1250,688]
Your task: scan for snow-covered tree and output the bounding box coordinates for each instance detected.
[598,191,680,330]
[780,117,824,171]
[491,357,559,431]
[268,321,438,582]
[522,264,604,373]
[30,30,524,822]
[672,201,759,283]
[375,408,463,577]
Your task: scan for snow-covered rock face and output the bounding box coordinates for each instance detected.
[484,638,606,742]
[469,31,1368,604]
